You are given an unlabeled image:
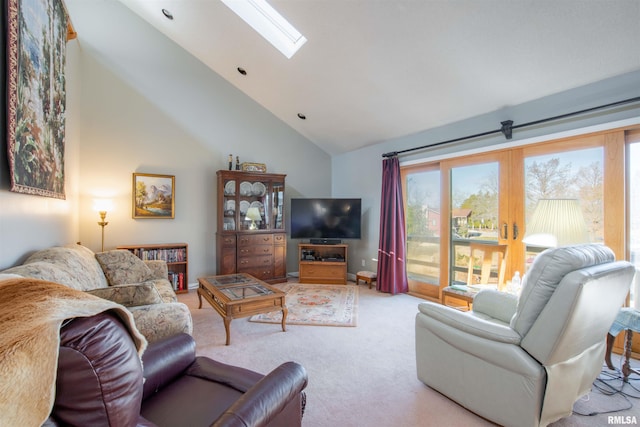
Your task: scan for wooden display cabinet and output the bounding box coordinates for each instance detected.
[298,243,348,285]
[216,170,287,284]
[117,243,189,293]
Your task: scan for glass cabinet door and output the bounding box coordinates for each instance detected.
[272,181,285,230]
[218,171,286,234]
[238,179,268,231]
[222,178,237,231]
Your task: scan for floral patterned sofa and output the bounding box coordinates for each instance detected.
[1,244,192,343]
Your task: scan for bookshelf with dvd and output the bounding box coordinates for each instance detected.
[117,243,189,293]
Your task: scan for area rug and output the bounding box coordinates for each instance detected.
[249,283,358,327]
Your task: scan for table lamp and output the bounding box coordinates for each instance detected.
[245,207,261,230]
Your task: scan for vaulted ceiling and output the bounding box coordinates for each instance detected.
[115,1,640,155]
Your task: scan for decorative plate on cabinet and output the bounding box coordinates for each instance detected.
[250,201,264,212]
[224,180,236,195]
[239,200,250,216]
[252,182,266,196]
[240,181,253,196]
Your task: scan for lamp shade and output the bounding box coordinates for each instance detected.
[522,199,589,247]
[245,207,262,221]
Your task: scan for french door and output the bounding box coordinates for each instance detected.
[402,128,627,301]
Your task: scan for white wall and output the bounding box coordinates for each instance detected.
[333,70,640,276]
[67,0,331,281]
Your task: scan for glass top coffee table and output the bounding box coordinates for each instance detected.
[197,273,287,345]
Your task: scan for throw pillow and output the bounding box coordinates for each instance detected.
[87,282,163,307]
[95,250,153,286]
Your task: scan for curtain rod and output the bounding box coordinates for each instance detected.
[382,96,640,158]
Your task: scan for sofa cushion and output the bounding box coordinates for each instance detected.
[2,262,91,291]
[4,246,108,291]
[96,250,154,286]
[128,303,193,343]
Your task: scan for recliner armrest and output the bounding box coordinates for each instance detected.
[472,289,518,323]
[186,356,265,393]
[142,333,196,399]
[418,302,521,344]
[212,362,308,427]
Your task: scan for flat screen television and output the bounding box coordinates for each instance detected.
[290,198,362,241]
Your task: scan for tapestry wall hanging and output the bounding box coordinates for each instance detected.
[7,0,69,199]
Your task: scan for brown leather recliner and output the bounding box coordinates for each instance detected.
[48,312,308,426]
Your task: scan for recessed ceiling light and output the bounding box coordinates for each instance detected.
[237,67,247,76]
[297,113,306,120]
[221,0,307,59]
[162,9,173,20]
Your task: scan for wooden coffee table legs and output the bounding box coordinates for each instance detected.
[223,317,232,346]
[281,307,288,333]
[219,307,287,345]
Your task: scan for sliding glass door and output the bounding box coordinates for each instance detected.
[522,144,604,270]
[404,165,441,299]
[450,161,502,285]
[402,128,628,301]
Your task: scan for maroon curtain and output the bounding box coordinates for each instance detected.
[376,156,408,294]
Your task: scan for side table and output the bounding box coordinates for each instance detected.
[605,307,640,382]
[441,285,479,310]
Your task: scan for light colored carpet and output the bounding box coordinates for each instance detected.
[249,283,357,327]
[180,280,640,427]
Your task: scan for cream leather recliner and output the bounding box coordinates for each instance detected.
[415,244,636,427]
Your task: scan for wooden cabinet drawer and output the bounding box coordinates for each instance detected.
[220,235,236,247]
[238,245,273,257]
[273,233,286,245]
[239,267,274,281]
[299,263,347,284]
[238,255,273,269]
[238,234,273,246]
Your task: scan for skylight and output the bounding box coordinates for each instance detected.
[220,0,307,59]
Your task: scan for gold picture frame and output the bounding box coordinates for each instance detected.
[132,173,175,219]
[241,162,267,173]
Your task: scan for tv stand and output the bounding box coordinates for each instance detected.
[298,243,348,285]
[309,238,342,245]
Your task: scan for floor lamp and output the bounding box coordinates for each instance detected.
[522,199,589,248]
[93,199,113,252]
